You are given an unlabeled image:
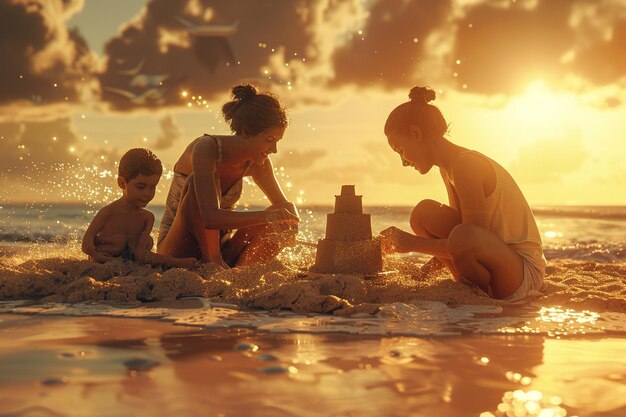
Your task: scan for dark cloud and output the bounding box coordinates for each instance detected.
[452,0,575,95]
[331,0,452,88]
[5,0,626,117]
[0,0,95,109]
[449,0,626,95]
[153,114,181,150]
[93,0,626,104]
[572,18,626,86]
[99,0,315,110]
[273,148,327,169]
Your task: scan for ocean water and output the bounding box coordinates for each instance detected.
[1,203,625,260]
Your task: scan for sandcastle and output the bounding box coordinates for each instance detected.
[311,185,382,275]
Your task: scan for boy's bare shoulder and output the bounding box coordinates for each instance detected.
[95,201,118,216]
[98,200,121,215]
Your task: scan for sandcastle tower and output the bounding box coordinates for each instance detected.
[311,185,382,274]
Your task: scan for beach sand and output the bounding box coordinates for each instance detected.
[1,313,624,417]
[0,244,625,315]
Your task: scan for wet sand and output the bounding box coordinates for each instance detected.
[0,314,624,417]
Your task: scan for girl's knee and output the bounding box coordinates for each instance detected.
[410,199,441,235]
[447,223,480,258]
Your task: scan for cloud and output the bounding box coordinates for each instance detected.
[571,19,626,86]
[98,0,318,110]
[0,116,125,203]
[0,0,97,113]
[0,118,81,175]
[153,114,181,150]
[5,0,626,119]
[507,133,588,183]
[446,0,626,97]
[93,0,626,105]
[273,148,327,169]
[451,0,575,95]
[303,140,428,185]
[0,117,119,178]
[95,0,454,110]
[330,0,452,88]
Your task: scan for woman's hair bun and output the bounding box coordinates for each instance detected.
[408,86,436,104]
[231,84,258,101]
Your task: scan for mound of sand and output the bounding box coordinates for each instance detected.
[2,247,625,315]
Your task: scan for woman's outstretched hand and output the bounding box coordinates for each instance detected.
[379,226,416,254]
[265,202,299,247]
[265,207,299,224]
[265,201,300,225]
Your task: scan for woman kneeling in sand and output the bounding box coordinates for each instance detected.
[379,86,546,300]
[157,85,299,268]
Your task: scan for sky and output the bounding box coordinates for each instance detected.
[1,0,626,207]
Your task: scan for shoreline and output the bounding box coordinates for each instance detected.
[2,296,624,338]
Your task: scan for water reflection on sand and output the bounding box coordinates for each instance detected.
[0,315,624,417]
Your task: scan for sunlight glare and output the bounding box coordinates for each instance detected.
[507,81,578,138]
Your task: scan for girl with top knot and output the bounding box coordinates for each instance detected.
[379,86,546,300]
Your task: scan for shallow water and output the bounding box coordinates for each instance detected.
[0,314,624,417]
[1,297,625,339]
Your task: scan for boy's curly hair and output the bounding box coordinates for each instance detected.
[118,148,163,181]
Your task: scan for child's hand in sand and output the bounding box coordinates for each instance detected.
[379,226,415,254]
[91,250,114,263]
[172,257,200,269]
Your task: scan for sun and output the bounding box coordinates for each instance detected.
[505,80,579,138]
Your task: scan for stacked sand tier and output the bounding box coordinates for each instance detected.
[312,185,382,274]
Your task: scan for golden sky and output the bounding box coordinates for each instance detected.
[1,0,625,206]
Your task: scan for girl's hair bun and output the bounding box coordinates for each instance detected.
[231,84,258,101]
[222,84,287,136]
[408,86,436,104]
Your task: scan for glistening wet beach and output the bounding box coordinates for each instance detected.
[1,314,624,417]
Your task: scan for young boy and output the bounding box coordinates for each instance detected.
[82,148,198,268]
